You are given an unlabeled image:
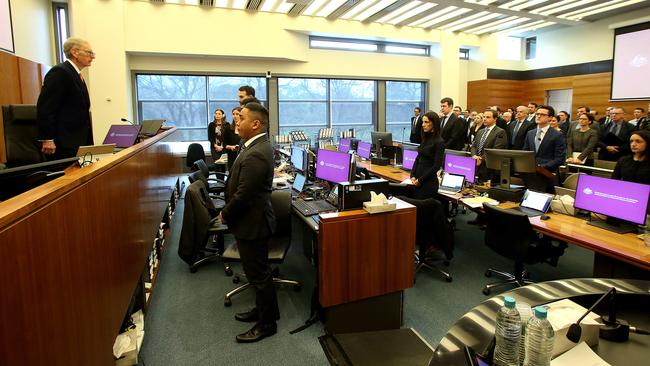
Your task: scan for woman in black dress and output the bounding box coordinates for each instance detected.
[410,111,445,199]
[223,107,242,171]
[613,130,650,184]
[207,108,227,162]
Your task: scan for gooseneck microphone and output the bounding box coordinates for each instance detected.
[121,118,134,125]
[401,127,406,143]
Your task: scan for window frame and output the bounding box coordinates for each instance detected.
[52,2,70,64]
[310,36,430,57]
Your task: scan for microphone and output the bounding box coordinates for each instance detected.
[121,118,134,125]
[402,127,406,143]
[566,287,650,343]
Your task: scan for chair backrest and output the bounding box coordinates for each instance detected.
[483,203,534,262]
[270,190,291,238]
[2,104,43,167]
[594,159,617,171]
[193,159,210,178]
[562,172,583,190]
[186,143,206,168]
[188,170,207,186]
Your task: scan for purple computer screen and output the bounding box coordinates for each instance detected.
[103,125,141,148]
[315,149,351,183]
[357,141,371,159]
[444,153,476,183]
[339,138,351,153]
[402,149,418,170]
[574,174,650,225]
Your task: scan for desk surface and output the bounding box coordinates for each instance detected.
[356,160,410,183]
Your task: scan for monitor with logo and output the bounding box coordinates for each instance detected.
[402,148,418,171]
[339,138,351,153]
[574,174,650,233]
[444,152,476,184]
[315,149,353,184]
[102,125,141,148]
[357,141,371,160]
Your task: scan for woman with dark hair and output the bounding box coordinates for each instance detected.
[224,107,242,171]
[410,111,445,199]
[208,108,228,161]
[566,113,597,166]
[613,129,650,184]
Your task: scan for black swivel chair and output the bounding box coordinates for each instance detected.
[1,104,44,169]
[222,190,302,306]
[398,196,454,282]
[482,203,566,295]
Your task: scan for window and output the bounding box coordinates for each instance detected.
[135,74,267,141]
[385,81,426,140]
[525,37,537,60]
[496,36,522,61]
[459,48,470,60]
[52,2,69,63]
[278,78,376,142]
[310,36,429,56]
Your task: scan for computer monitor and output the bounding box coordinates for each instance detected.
[139,119,165,137]
[484,149,536,188]
[0,157,79,201]
[315,149,353,184]
[339,138,351,153]
[443,152,476,184]
[357,141,371,159]
[574,174,650,233]
[290,145,308,173]
[401,144,418,171]
[103,125,141,148]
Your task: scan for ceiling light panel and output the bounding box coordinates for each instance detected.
[438,10,488,29]
[498,0,529,9]
[472,17,531,34]
[341,0,378,20]
[506,21,555,33]
[232,0,248,8]
[510,0,550,11]
[276,0,295,13]
[260,0,280,11]
[466,15,518,32]
[419,7,473,28]
[317,0,351,16]
[377,1,423,23]
[442,12,502,32]
[409,6,456,27]
[354,0,398,21]
[303,0,329,15]
[215,0,228,7]
[388,2,436,25]
[530,0,598,15]
[562,0,646,20]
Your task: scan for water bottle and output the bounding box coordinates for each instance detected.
[516,302,533,366]
[524,307,555,366]
[493,296,521,366]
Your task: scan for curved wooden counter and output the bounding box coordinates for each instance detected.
[0,129,180,365]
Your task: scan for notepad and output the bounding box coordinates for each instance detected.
[460,196,499,209]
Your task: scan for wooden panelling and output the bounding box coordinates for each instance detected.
[467,72,650,119]
[18,57,43,103]
[0,129,180,365]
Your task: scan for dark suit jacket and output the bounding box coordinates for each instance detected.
[470,126,508,180]
[597,121,635,161]
[37,61,93,150]
[411,135,445,199]
[222,134,276,241]
[440,113,466,151]
[409,115,423,143]
[523,127,566,172]
[508,119,535,150]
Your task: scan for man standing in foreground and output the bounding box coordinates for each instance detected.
[219,102,279,343]
[37,37,95,159]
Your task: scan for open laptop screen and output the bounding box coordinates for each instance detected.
[339,138,351,153]
[440,173,465,192]
[520,190,553,213]
[293,173,306,193]
[103,125,141,148]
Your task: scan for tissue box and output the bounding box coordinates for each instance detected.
[545,299,600,358]
[363,201,396,214]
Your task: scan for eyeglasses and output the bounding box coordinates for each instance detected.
[78,49,96,57]
[535,112,549,117]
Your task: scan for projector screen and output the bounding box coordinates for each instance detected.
[611,21,650,101]
[0,0,13,53]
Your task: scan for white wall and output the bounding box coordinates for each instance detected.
[10,0,54,65]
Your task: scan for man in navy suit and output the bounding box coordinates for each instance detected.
[440,97,466,151]
[508,106,535,150]
[409,107,423,143]
[597,107,635,161]
[219,102,279,343]
[523,105,566,191]
[37,37,94,159]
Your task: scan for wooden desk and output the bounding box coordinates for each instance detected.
[0,129,180,365]
[356,160,410,183]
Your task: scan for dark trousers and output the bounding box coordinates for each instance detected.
[46,147,77,161]
[237,237,280,324]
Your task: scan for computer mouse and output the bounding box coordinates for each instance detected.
[541,215,551,220]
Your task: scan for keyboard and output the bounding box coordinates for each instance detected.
[292,199,337,216]
[508,206,544,217]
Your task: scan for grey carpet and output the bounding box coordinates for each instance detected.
[138,194,592,365]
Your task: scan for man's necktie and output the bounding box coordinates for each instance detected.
[534,129,542,152]
[512,121,521,143]
[477,129,489,156]
[441,116,447,130]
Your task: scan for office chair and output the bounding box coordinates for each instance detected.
[185,142,226,173]
[398,196,453,282]
[481,203,565,295]
[1,104,44,168]
[562,172,583,190]
[192,159,227,201]
[222,190,302,307]
[178,179,231,274]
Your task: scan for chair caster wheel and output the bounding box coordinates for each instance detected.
[482,288,491,295]
[445,275,453,282]
[485,270,492,278]
[225,268,233,276]
[233,276,240,284]
[190,266,198,273]
[293,284,302,292]
[224,297,232,307]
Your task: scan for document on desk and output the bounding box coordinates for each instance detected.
[551,341,610,366]
[400,178,414,185]
[460,196,499,209]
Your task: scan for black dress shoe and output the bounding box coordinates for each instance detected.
[236,322,277,343]
[235,309,259,323]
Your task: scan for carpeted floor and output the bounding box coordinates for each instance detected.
[138,191,593,365]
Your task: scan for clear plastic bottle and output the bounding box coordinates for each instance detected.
[493,296,521,366]
[524,307,555,366]
[516,302,533,366]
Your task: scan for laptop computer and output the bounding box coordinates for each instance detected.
[76,144,116,165]
[509,189,554,217]
[438,173,465,195]
[554,186,576,199]
[139,119,165,137]
[103,125,141,149]
[292,173,306,197]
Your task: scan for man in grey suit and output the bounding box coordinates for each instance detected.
[218,102,279,343]
[508,105,535,150]
[471,109,508,182]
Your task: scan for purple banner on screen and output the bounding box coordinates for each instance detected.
[103,125,140,148]
[339,138,351,153]
[574,174,650,225]
[357,141,371,159]
[444,154,476,183]
[315,149,351,184]
[402,150,418,170]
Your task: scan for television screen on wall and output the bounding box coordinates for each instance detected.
[0,0,14,53]
[611,21,650,100]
